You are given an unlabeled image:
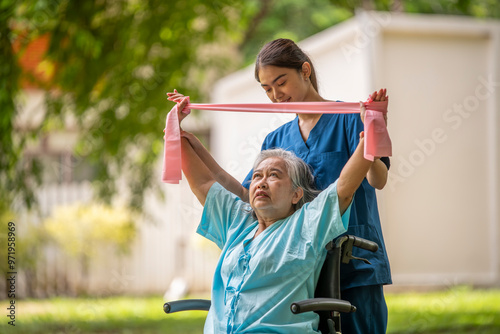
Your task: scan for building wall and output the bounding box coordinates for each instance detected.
[375,13,500,287]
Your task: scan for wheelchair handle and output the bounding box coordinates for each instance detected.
[352,236,378,253]
[290,298,356,314]
[164,299,211,313]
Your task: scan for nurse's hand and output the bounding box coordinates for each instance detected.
[371,88,388,125]
[361,88,388,125]
[369,88,388,103]
[360,101,366,123]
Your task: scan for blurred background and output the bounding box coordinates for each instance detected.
[1,0,499,333]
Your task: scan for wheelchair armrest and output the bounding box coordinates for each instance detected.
[351,236,378,253]
[290,298,356,314]
[164,299,211,313]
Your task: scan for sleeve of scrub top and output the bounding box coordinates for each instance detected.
[197,182,250,249]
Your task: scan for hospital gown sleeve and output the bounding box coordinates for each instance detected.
[197,182,251,249]
[298,180,352,252]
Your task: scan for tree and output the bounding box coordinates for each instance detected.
[1,1,42,213]
[1,0,352,213]
[4,0,246,213]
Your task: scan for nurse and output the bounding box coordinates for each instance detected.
[168,38,391,333]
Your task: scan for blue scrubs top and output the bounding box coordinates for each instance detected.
[243,113,392,290]
[197,181,351,333]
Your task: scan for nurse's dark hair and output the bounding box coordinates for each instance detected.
[255,38,319,92]
[252,148,320,211]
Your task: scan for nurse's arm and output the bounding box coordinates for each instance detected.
[181,131,249,202]
[337,136,373,214]
[181,137,215,206]
[367,159,388,189]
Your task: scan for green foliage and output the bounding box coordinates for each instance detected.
[0,210,16,277]
[401,0,500,17]
[9,0,246,211]
[0,209,44,298]
[43,203,136,258]
[238,0,354,65]
[0,1,42,217]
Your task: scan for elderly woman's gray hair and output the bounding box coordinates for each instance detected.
[252,148,320,210]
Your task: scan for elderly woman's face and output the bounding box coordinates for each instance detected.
[249,157,303,221]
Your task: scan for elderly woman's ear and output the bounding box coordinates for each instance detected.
[292,187,304,206]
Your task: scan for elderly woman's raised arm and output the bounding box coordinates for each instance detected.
[337,136,373,215]
[171,95,249,202]
[181,137,215,205]
[181,131,249,202]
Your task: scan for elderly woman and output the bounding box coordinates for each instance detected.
[180,120,373,333]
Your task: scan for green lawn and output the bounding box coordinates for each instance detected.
[386,286,500,334]
[1,286,498,333]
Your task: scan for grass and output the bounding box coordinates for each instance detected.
[1,296,206,334]
[0,286,499,333]
[386,286,500,334]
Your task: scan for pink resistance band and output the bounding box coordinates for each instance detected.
[162,99,391,184]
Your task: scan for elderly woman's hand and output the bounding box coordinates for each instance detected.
[177,96,191,123]
[167,89,191,125]
[166,89,185,103]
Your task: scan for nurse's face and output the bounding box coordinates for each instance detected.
[249,157,303,222]
[258,65,310,103]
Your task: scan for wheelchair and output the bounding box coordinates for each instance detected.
[164,235,378,334]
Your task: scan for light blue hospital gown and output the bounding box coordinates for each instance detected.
[197,181,351,333]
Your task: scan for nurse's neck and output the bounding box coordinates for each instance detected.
[297,95,331,142]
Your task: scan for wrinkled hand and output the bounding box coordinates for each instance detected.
[176,96,190,124]
[167,89,190,121]
[167,89,186,103]
[163,90,190,140]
